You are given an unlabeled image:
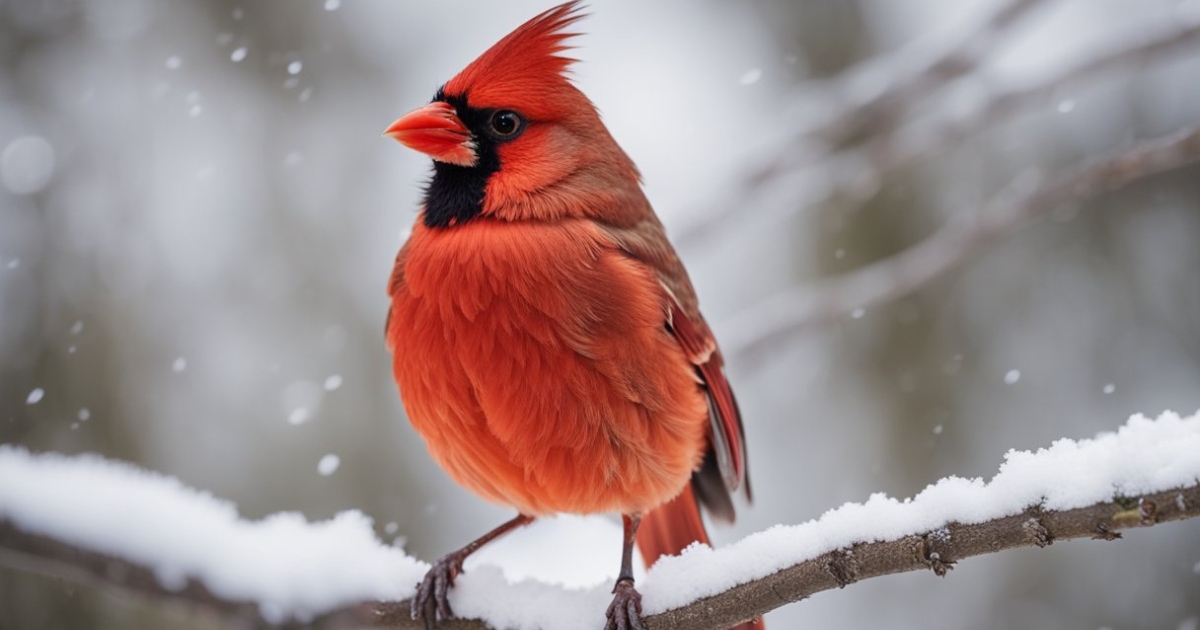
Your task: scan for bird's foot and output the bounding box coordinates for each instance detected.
[411,552,465,629]
[605,578,646,630]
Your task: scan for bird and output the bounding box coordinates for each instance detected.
[382,3,760,629]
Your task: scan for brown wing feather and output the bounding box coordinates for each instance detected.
[600,215,748,496]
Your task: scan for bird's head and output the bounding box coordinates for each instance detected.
[384,2,643,228]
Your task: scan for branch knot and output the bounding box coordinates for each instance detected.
[919,530,956,577]
[825,549,860,588]
[1021,516,1052,548]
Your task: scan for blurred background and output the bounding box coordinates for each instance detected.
[2,0,1199,628]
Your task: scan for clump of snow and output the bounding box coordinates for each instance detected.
[0,410,1197,626]
[1005,369,1021,384]
[0,447,424,620]
[25,388,44,405]
[172,357,187,373]
[231,47,248,63]
[323,374,343,391]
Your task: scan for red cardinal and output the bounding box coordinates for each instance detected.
[384,4,760,629]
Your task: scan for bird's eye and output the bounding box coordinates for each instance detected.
[488,110,523,138]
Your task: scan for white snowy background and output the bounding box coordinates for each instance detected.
[1,0,1199,628]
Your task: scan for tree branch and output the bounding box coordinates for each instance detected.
[856,16,1200,194]
[676,13,1200,249]
[676,0,1051,248]
[643,484,1200,630]
[721,124,1200,361]
[808,0,1048,148]
[2,485,1197,630]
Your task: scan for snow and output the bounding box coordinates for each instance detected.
[738,68,763,86]
[642,409,1200,614]
[287,407,311,426]
[25,388,44,405]
[1005,369,1021,384]
[317,454,340,476]
[172,357,187,373]
[0,410,1197,626]
[2,136,56,195]
[0,448,423,621]
[287,61,303,76]
[323,374,343,391]
[231,46,248,63]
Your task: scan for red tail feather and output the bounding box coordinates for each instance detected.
[637,486,765,630]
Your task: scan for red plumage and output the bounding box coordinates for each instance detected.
[384,4,760,629]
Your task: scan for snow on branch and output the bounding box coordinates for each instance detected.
[2,411,1200,629]
[722,124,1200,361]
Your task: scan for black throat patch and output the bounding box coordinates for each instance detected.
[422,92,502,229]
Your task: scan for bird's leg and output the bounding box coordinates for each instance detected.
[605,513,646,630]
[412,513,534,628]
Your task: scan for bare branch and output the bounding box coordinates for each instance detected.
[2,484,1198,630]
[860,16,1200,189]
[676,15,1200,249]
[721,125,1200,361]
[811,0,1049,148]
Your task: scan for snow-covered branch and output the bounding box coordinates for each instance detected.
[645,484,1199,630]
[722,124,1200,361]
[2,411,1199,630]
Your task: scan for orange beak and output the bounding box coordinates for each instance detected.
[383,101,477,167]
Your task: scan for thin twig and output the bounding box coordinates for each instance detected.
[862,16,1200,188]
[676,15,1200,249]
[676,0,1050,248]
[813,0,1049,148]
[720,125,1200,361]
[3,485,1197,630]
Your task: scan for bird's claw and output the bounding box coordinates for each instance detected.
[411,552,465,628]
[604,578,646,630]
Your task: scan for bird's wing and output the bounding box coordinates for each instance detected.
[600,217,748,502]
